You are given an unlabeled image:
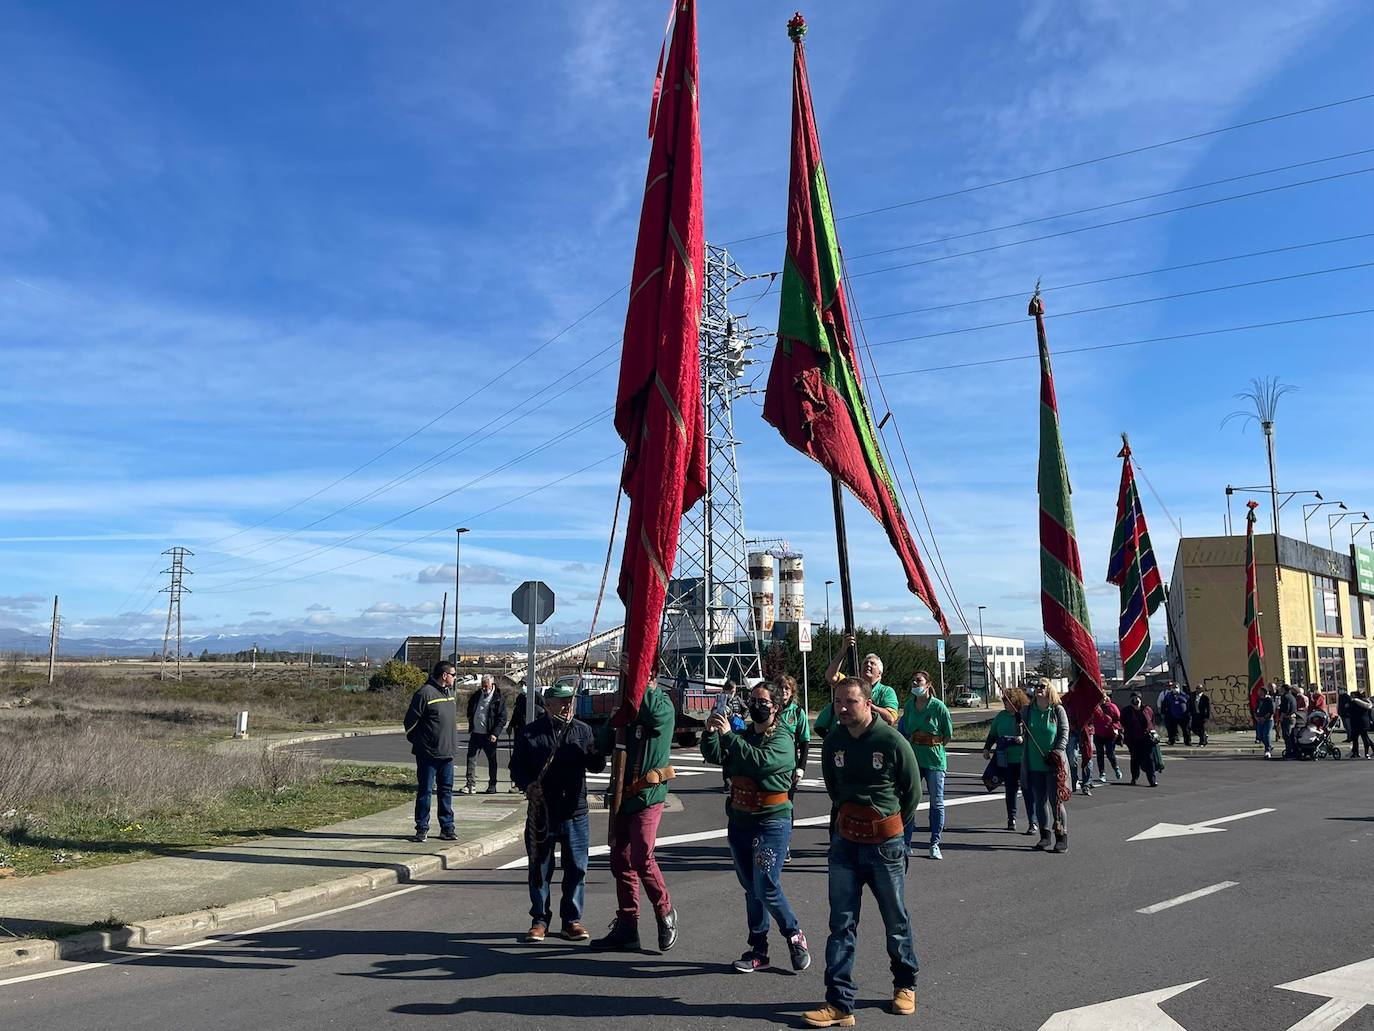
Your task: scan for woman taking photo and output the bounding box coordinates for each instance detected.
[1020,681,1070,853]
[702,680,811,974]
[983,687,1034,833]
[1120,691,1160,785]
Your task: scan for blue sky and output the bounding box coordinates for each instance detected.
[1,1,1371,649]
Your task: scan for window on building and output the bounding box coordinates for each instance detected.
[1355,648,1370,693]
[1313,576,1342,635]
[1287,645,1310,688]
[1317,646,1347,693]
[1351,594,1366,638]
[995,646,1005,655]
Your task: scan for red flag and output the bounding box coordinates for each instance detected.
[613,0,706,725]
[761,13,948,635]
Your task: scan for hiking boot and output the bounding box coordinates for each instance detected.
[409,830,428,843]
[523,923,547,944]
[590,916,640,952]
[561,921,590,942]
[656,907,679,952]
[732,949,769,973]
[802,1003,856,1028]
[1053,831,1069,853]
[1034,832,1052,851]
[438,828,457,841]
[892,988,917,1015]
[787,931,811,971]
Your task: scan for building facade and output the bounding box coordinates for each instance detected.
[900,633,1026,699]
[1170,533,1373,726]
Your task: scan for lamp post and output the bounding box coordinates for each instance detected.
[1226,486,1321,535]
[1331,511,1369,552]
[1351,521,1373,546]
[977,605,990,708]
[453,527,470,665]
[1303,500,1346,544]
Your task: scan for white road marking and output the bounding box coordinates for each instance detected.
[0,885,427,988]
[1135,881,1238,915]
[1038,980,1205,1029]
[496,790,1005,869]
[1278,955,1374,1030]
[1129,807,1275,841]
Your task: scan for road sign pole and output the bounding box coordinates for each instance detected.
[798,621,813,714]
[936,637,946,704]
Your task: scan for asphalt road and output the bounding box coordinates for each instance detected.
[4,747,1373,1030]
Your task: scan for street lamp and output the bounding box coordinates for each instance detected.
[1303,500,1345,543]
[976,605,991,708]
[1351,521,1373,545]
[1226,486,1321,535]
[824,580,834,667]
[1331,511,1369,552]
[453,527,470,665]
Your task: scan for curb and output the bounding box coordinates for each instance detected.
[0,811,527,973]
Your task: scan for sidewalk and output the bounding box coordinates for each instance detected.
[0,731,530,972]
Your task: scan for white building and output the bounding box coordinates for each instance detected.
[899,633,1026,698]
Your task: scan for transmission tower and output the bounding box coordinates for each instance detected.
[159,547,193,681]
[660,243,770,685]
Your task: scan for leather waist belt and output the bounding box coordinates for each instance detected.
[729,777,789,814]
[910,731,941,746]
[626,765,675,795]
[836,803,905,845]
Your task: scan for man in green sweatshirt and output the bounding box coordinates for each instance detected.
[702,679,811,975]
[804,677,921,1028]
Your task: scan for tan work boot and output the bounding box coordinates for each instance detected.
[891,988,917,1015]
[802,1003,856,1027]
[523,923,546,943]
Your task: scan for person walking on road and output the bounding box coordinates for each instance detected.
[897,671,952,860]
[983,686,1033,833]
[1092,695,1123,782]
[825,635,901,725]
[592,683,679,954]
[510,683,605,944]
[1191,685,1211,747]
[702,680,812,975]
[1347,689,1374,758]
[776,673,812,864]
[1021,680,1070,853]
[1121,691,1159,786]
[1162,684,1191,746]
[803,677,921,1028]
[402,661,459,843]
[461,674,507,795]
[1278,683,1298,758]
[1254,686,1276,759]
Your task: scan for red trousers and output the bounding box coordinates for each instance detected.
[610,803,671,921]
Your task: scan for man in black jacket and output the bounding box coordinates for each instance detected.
[403,661,459,842]
[462,675,507,795]
[510,683,605,944]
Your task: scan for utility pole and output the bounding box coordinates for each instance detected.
[251,643,257,672]
[159,547,193,681]
[47,595,59,685]
[438,591,448,657]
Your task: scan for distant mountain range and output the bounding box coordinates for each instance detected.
[0,627,558,658]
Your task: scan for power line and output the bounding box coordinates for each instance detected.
[862,260,1374,349]
[725,91,1374,245]
[880,308,1374,378]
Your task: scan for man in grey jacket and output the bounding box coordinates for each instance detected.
[403,661,459,842]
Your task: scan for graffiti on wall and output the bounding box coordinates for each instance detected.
[1200,674,1252,729]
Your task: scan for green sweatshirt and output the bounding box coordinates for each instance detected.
[821,717,922,827]
[701,724,795,824]
[621,687,675,815]
[899,694,953,771]
[1025,704,1058,773]
[984,710,1024,766]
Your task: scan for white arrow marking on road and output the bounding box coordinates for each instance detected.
[1277,955,1374,1030]
[1038,980,1205,1030]
[1128,807,1274,841]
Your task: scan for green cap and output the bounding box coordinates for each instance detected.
[544,684,575,699]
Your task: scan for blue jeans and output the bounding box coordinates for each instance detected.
[527,812,589,926]
[1256,718,1273,752]
[1026,767,1068,834]
[726,818,799,951]
[824,833,919,1013]
[414,755,455,833]
[1067,730,1089,787]
[903,768,945,850]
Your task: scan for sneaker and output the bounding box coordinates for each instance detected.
[561,921,590,942]
[929,845,943,861]
[787,931,811,972]
[438,828,457,841]
[1080,784,1092,797]
[732,949,769,973]
[892,987,917,1015]
[409,830,428,843]
[785,850,793,864]
[1006,819,1016,831]
[1023,824,1037,836]
[1096,773,1107,784]
[590,916,640,952]
[457,786,476,796]
[802,1003,856,1028]
[508,785,522,793]
[523,923,547,944]
[483,786,498,795]
[656,907,678,952]
[1113,767,1123,781]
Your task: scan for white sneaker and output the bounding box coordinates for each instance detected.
[929,845,943,860]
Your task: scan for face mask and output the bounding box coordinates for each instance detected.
[912,686,928,698]
[748,701,773,723]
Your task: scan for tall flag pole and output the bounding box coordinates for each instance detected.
[1107,433,1165,682]
[1244,500,1266,712]
[613,0,706,729]
[763,12,949,663]
[1031,288,1103,726]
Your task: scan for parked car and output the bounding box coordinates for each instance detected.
[954,690,981,707]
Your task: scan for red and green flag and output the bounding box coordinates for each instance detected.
[1107,436,1165,681]
[762,13,948,635]
[1244,499,1266,711]
[613,0,706,725]
[1031,291,1103,726]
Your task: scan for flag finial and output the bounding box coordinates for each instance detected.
[1028,279,1044,317]
[1118,431,1131,458]
[1247,500,1260,511]
[787,12,807,40]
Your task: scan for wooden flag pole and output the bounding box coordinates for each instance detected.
[831,477,860,676]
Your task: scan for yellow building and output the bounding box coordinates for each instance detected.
[1170,534,1373,727]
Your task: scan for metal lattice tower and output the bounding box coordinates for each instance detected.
[660,243,769,685]
[159,547,193,681]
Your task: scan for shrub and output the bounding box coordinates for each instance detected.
[368,660,426,693]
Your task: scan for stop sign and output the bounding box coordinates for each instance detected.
[511,581,555,625]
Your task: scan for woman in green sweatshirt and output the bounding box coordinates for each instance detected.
[702,680,811,975]
[983,686,1034,833]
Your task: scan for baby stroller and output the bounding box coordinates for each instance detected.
[1293,710,1342,761]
